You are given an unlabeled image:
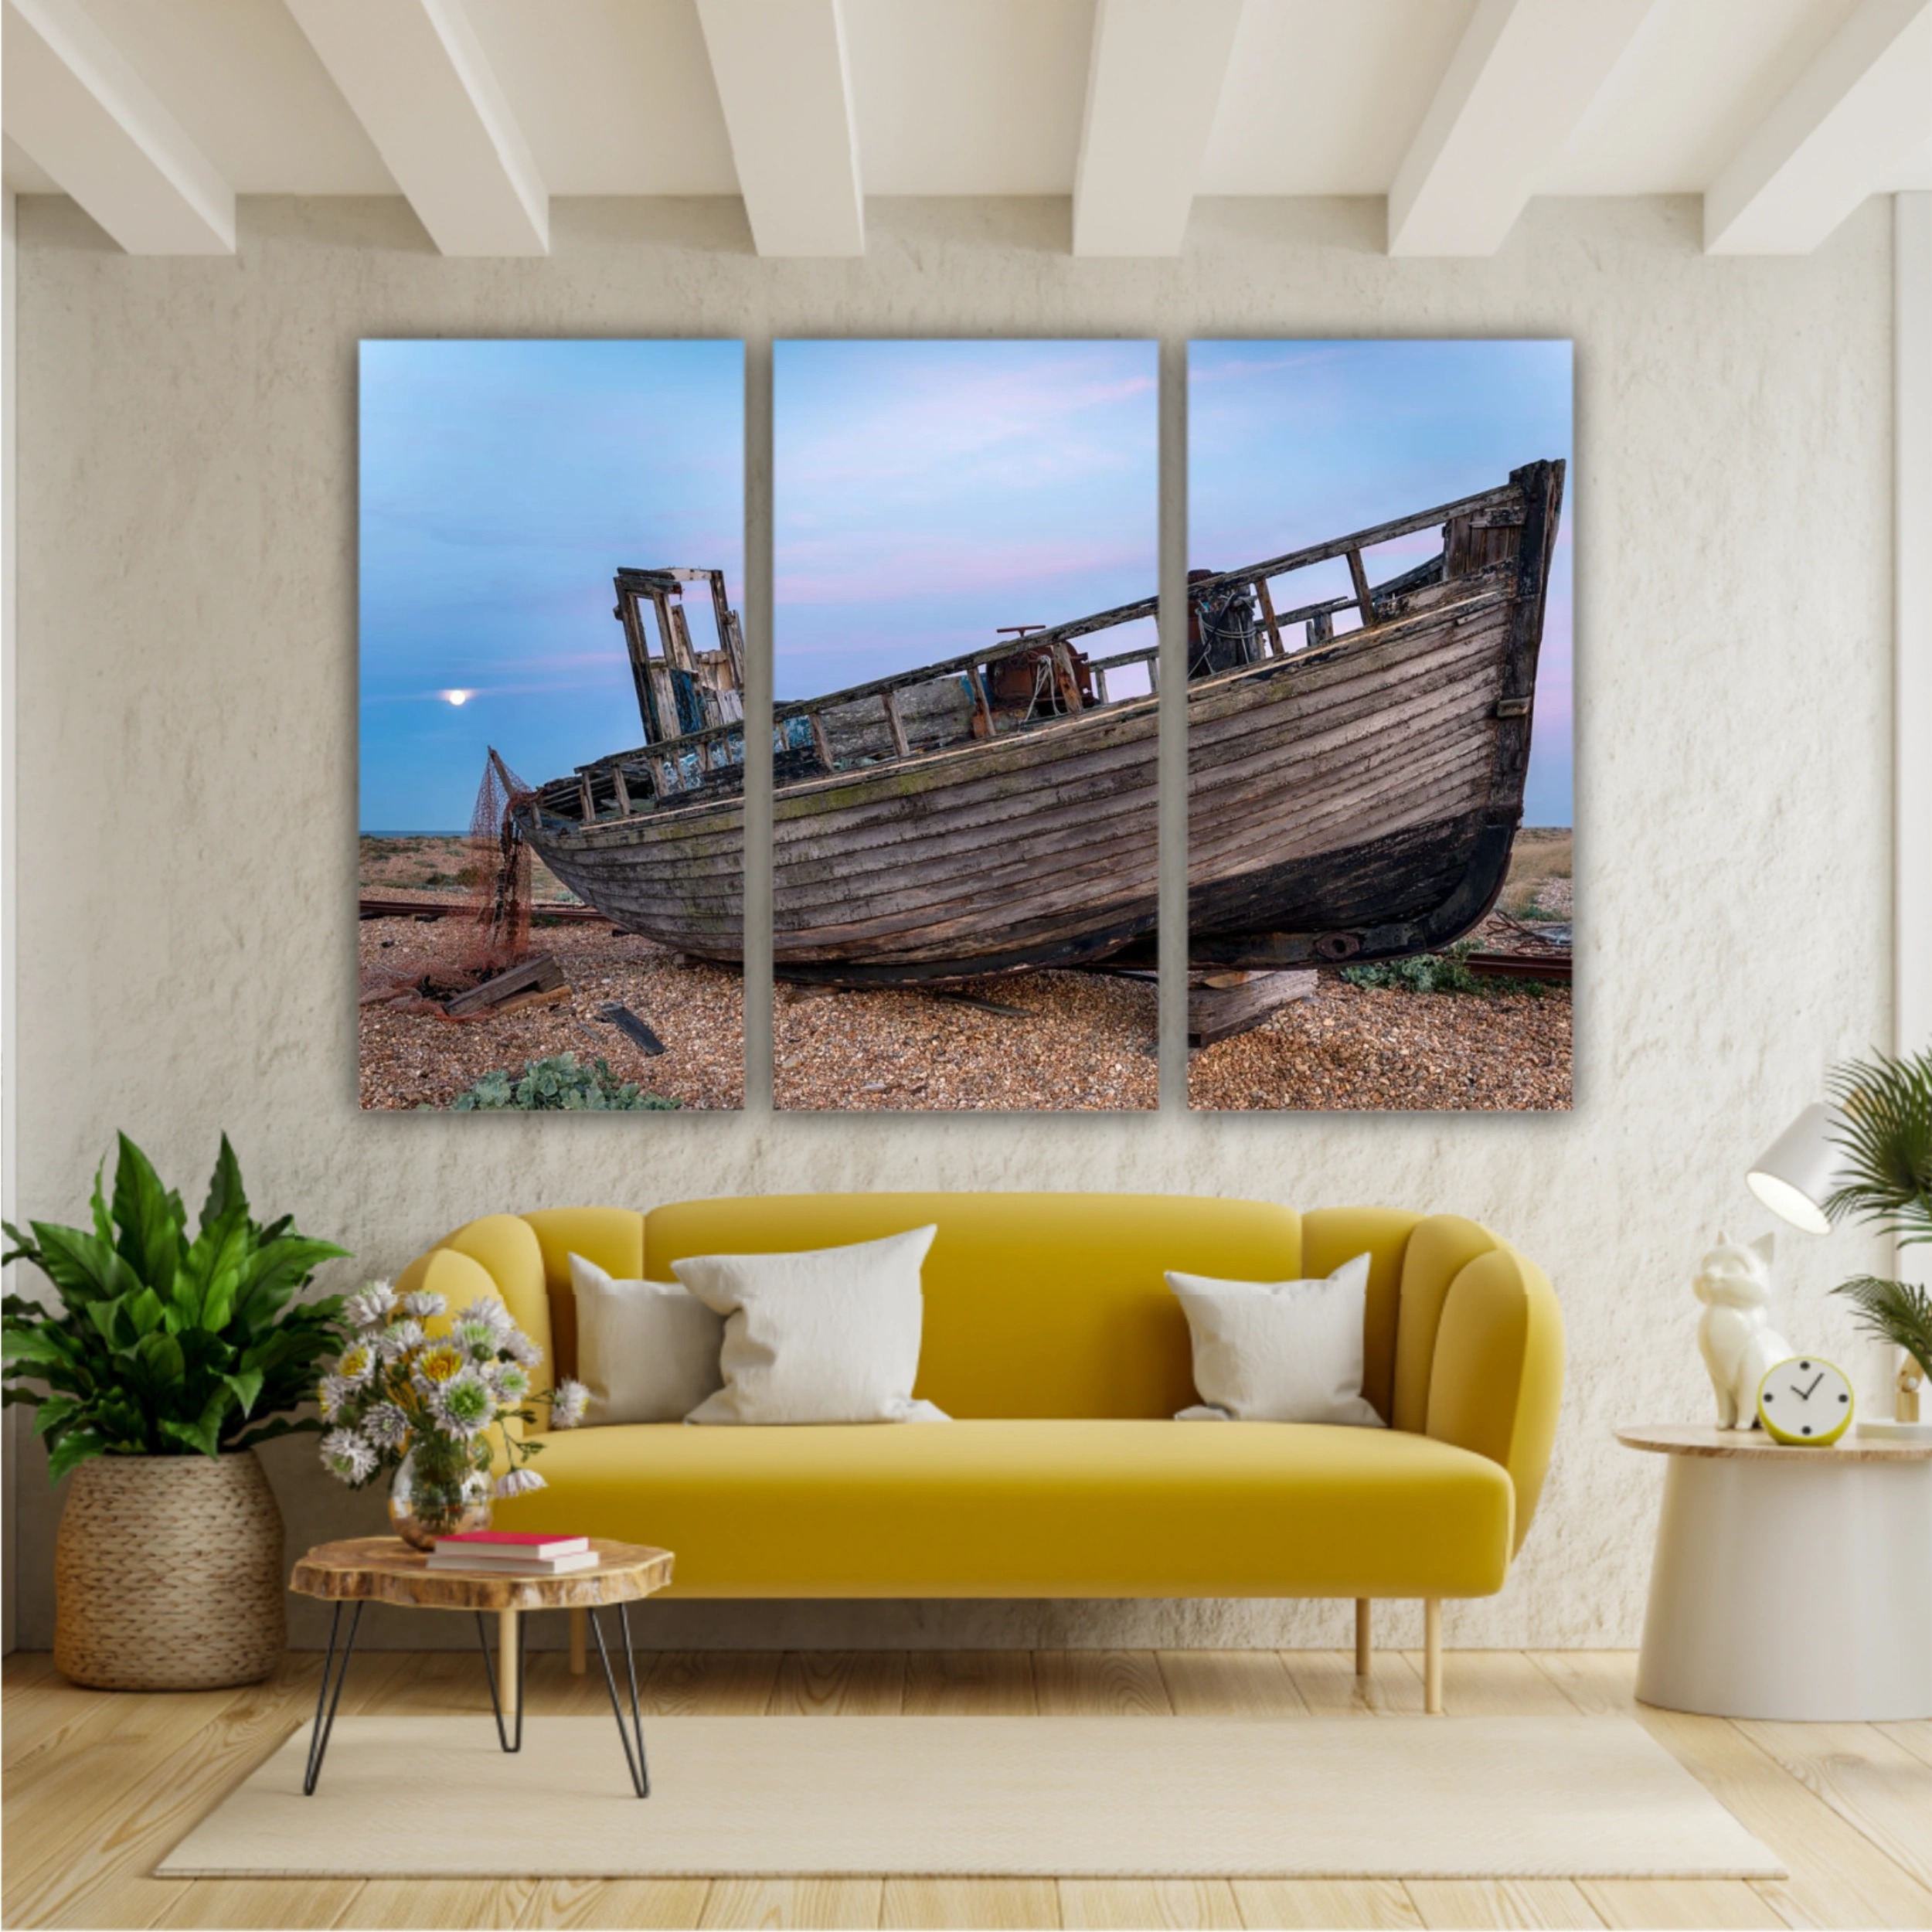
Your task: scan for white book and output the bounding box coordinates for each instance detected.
[425,1549,602,1575]
[433,1532,590,1560]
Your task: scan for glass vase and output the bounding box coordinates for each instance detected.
[389,1440,492,1550]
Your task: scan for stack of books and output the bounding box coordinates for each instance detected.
[427,1531,600,1575]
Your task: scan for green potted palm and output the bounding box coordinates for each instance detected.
[1826,1048,1932,1430]
[2,1134,349,1689]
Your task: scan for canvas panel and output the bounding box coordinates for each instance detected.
[1184,340,1574,1112]
[357,339,747,1113]
[770,339,1160,1114]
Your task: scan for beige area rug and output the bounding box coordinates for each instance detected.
[162,1716,1783,1879]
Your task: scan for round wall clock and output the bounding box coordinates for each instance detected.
[1757,1355,1854,1445]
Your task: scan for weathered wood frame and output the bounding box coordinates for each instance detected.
[546,597,1165,828]
[612,566,743,757]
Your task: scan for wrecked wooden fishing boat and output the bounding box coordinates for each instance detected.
[509,460,1563,981]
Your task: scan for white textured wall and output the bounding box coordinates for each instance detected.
[9,192,1898,1653]
[3,188,17,1658]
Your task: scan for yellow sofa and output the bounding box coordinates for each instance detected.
[397,1193,1563,1710]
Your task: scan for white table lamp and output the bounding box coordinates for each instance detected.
[1745,1101,1845,1235]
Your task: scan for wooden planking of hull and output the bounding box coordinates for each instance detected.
[532,800,744,961]
[773,696,1158,975]
[512,460,1562,982]
[1185,458,1563,970]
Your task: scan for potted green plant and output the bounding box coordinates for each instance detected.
[1826,1048,1932,1429]
[2,1134,349,1689]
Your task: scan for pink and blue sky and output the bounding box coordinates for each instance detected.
[1189,339,1573,828]
[775,339,1159,699]
[359,338,1565,830]
[359,338,743,832]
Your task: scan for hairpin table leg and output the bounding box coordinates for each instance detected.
[474,1607,526,1753]
[590,1603,650,1798]
[303,1600,364,1795]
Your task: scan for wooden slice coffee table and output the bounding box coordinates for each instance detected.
[290,1536,673,1797]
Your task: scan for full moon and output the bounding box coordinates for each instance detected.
[440,689,473,707]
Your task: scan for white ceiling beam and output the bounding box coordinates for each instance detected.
[1,0,233,254]
[282,0,546,257]
[1072,0,1245,257]
[695,0,863,257]
[1705,0,1931,256]
[1387,0,1661,257]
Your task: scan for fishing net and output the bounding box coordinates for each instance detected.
[358,751,534,1012]
[467,752,532,971]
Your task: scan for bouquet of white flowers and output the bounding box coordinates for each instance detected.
[315,1281,592,1546]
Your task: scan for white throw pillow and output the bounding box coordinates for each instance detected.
[675,1226,948,1425]
[1167,1253,1385,1427]
[567,1253,726,1426]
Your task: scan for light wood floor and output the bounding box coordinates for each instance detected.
[4,1647,1929,1930]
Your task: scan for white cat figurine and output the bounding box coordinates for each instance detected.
[1694,1232,1790,1430]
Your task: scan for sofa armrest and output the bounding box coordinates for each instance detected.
[1423,1246,1564,1554]
[396,1214,553,1431]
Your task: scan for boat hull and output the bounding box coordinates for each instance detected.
[520,698,1162,980]
[516,462,1560,982]
[1185,581,1517,968]
[521,599,1524,981]
[770,697,1160,978]
[525,800,743,961]
[1185,457,1560,970]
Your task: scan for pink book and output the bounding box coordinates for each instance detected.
[435,1531,590,1560]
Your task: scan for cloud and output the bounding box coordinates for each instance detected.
[360,339,743,828]
[777,532,1155,610]
[773,342,1159,693]
[777,342,1157,497]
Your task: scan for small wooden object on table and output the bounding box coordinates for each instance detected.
[290,1536,673,1797]
[1617,1424,1932,1721]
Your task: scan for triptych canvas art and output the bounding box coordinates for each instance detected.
[359,338,1570,1116]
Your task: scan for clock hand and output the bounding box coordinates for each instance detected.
[1798,1374,1824,1400]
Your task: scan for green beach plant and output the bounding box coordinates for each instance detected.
[1340,944,1543,998]
[443,1053,682,1111]
[1,1134,351,1480]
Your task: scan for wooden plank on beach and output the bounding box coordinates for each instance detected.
[1189,968,1318,1047]
[444,952,565,1017]
[493,985,572,1017]
[597,1003,668,1056]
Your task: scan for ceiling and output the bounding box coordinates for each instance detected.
[3,0,1928,257]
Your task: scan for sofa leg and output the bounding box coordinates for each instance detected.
[1423,1599,1443,1715]
[1355,1599,1371,1676]
[570,1607,587,1676]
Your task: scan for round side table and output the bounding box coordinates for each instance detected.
[291,1536,673,1796]
[1618,1424,1932,1721]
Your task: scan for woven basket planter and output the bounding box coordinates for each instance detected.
[54,1450,286,1690]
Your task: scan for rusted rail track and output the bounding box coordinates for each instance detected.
[1464,951,1572,984]
[359,896,612,925]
